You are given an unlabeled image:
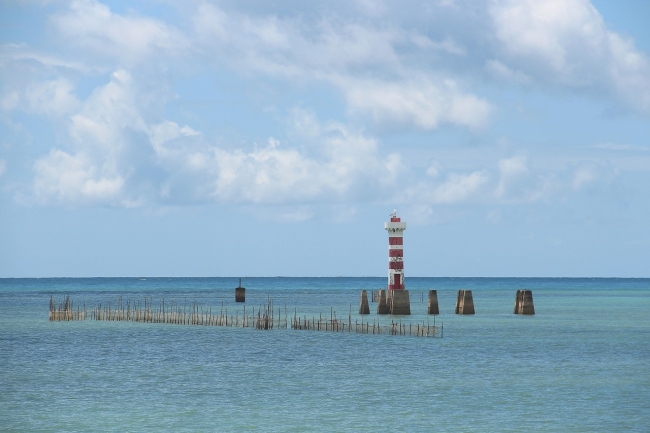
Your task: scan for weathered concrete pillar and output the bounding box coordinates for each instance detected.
[514,290,535,315]
[377,289,389,314]
[388,290,411,315]
[427,290,439,315]
[455,290,475,315]
[235,278,245,303]
[359,290,370,315]
[514,290,521,314]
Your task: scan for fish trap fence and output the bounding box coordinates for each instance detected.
[49,296,441,337]
[291,316,441,337]
[49,295,288,330]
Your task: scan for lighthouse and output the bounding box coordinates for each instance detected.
[384,210,411,315]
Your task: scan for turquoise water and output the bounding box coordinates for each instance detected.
[1,277,649,432]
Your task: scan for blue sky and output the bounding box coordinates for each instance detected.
[1,0,649,277]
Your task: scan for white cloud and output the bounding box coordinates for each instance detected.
[485,59,532,85]
[51,0,189,62]
[0,45,89,121]
[571,160,617,191]
[193,3,489,130]
[68,69,150,154]
[400,152,618,210]
[572,165,597,191]
[25,78,80,116]
[490,0,650,112]
[340,76,491,130]
[33,149,125,205]
[26,69,406,207]
[1,78,79,118]
[151,117,406,205]
[354,0,388,17]
[0,43,94,73]
[30,69,154,206]
[1,0,641,215]
[0,159,6,177]
[493,155,566,203]
[406,169,491,205]
[0,92,19,112]
[426,160,442,178]
[432,171,490,203]
[191,0,650,115]
[210,12,402,74]
[409,34,466,56]
[496,155,529,198]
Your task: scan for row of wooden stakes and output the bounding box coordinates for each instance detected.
[48,295,442,337]
[291,315,441,337]
[49,295,286,329]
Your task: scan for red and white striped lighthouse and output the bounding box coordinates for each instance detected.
[385,209,406,291]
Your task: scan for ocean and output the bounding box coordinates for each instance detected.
[1,277,649,432]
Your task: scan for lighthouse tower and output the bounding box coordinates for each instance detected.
[384,210,411,315]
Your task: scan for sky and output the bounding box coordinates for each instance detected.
[1,0,649,278]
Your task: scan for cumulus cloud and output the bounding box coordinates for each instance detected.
[194,4,402,75]
[0,43,93,73]
[340,76,491,129]
[193,2,488,130]
[27,69,405,207]
[570,160,617,192]
[1,78,80,116]
[68,69,149,153]
[401,153,617,210]
[0,44,84,117]
[22,64,622,210]
[489,0,650,111]
[51,0,190,62]
[25,79,80,116]
[150,116,405,205]
[405,169,490,205]
[0,0,642,215]
[433,171,490,203]
[485,60,532,85]
[496,155,529,198]
[31,69,154,205]
[493,155,567,203]
[354,0,388,18]
[33,149,126,205]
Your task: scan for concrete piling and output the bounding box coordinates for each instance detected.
[377,289,389,314]
[514,290,535,315]
[427,290,439,315]
[235,278,245,303]
[455,290,475,315]
[359,290,370,315]
[388,290,411,315]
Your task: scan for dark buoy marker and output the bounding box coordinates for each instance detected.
[235,278,245,303]
[514,290,535,315]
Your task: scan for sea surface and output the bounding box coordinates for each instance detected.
[1,277,649,432]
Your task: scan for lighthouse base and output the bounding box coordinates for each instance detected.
[388,290,411,315]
